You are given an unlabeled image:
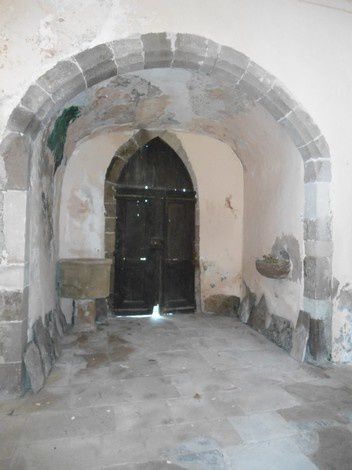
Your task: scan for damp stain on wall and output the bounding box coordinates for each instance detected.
[224,195,234,211]
[47,106,81,171]
[333,283,352,361]
[271,234,302,282]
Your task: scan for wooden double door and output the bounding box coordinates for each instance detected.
[113,189,195,314]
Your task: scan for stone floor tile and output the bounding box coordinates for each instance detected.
[21,406,116,442]
[70,381,131,407]
[168,369,239,397]
[228,411,298,443]
[12,436,104,470]
[309,425,352,470]
[225,438,318,469]
[166,396,225,424]
[109,358,164,379]
[284,381,352,404]
[117,375,181,402]
[230,385,301,413]
[114,399,174,430]
[278,401,351,431]
[0,414,28,460]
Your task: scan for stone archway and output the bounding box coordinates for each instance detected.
[0,32,332,393]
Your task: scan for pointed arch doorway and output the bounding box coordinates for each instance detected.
[113,137,196,315]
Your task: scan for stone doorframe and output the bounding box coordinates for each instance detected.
[0,32,332,392]
[104,130,202,313]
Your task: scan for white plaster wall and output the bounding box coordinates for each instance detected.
[60,132,128,258]
[59,131,244,306]
[240,109,305,324]
[178,134,243,303]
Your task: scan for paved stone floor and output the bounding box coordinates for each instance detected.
[1,314,352,469]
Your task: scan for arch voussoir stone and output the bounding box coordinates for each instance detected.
[239,61,276,101]
[21,83,55,123]
[109,37,144,74]
[211,45,249,83]
[0,132,31,190]
[73,44,117,88]
[141,32,173,69]
[36,59,87,106]
[279,106,322,149]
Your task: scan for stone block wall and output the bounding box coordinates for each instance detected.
[23,306,69,394]
[237,286,327,364]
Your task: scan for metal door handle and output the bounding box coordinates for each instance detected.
[150,238,163,248]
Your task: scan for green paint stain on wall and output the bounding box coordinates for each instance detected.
[47,106,81,171]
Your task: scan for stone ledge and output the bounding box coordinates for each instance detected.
[204,294,240,316]
[58,258,112,299]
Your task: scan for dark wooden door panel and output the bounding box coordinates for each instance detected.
[113,137,196,315]
[114,195,154,313]
[161,198,195,312]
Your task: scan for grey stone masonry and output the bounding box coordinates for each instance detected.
[238,286,256,324]
[304,160,331,183]
[291,311,310,362]
[308,318,328,362]
[36,60,86,104]
[304,256,332,300]
[74,44,117,87]
[174,34,218,73]
[299,135,330,161]
[212,45,250,83]
[23,341,45,393]
[45,311,62,359]
[248,295,269,334]
[264,314,293,352]
[260,83,298,121]
[21,83,54,122]
[279,106,321,148]
[0,290,24,321]
[142,32,172,69]
[6,105,41,138]
[304,217,332,242]
[0,321,24,363]
[33,317,54,377]
[0,363,22,395]
[240,61,276,101]
[109,37,144,74]
[0,133,30,190]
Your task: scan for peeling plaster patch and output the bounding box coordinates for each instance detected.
[38,15,58,58]
[333,284,352,362]
[67,189,92,222]
[224,195,234,211]
[332,277,340,298]
[47,106,81,171]
[337,284,352,313]
[41,191,53,247]
[272,234,302,282]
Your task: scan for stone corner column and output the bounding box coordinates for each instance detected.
[0,286,28,395]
